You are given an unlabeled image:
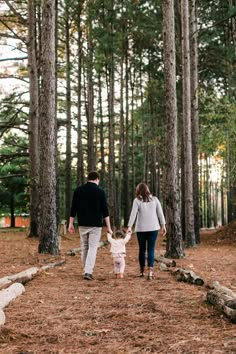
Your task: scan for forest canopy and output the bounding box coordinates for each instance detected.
[0,0,235,255]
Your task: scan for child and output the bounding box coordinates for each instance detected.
[107,230,131,278]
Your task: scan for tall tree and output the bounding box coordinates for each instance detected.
[27,0,40,237]
[86,2,95,172]
[76,0,84,186]
[190,0,200,243]
[65,0,72,224]
[163,0,184,258]
[181,0,195,247]
[38,0,59,254]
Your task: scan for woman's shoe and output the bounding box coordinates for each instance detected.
[139,268,145,277]
[147,267,154,280]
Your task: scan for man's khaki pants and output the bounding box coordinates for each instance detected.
[79,226,102,275]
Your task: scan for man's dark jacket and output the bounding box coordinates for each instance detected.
[70,182,109,227]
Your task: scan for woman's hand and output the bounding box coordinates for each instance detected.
[160,225,166,236]
[127,226,132,234]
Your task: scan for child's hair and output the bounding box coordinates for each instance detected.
[114,230,125,239]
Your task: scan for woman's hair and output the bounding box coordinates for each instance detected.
[136,183,152,202]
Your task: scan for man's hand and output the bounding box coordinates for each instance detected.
[68,223,75,234]
[107,227,113,235]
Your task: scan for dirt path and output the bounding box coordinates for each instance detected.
[0,229,235,354]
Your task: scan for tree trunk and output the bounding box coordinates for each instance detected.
[108,42,116,228]
[65,1,72,225]
[98,73,106,183]
[86,12,95,172]
[76,0,84,186]
[190,0,200,243]
[38,0,59,255]
[27,0,40,237]
[181,0,195,247]
[163,0,184,259]
[118,55,124,228]
[123,48,130,226]
[10,191,15,228]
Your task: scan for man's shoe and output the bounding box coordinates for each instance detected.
[84,273,94,280]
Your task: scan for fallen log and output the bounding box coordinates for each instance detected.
[67,240,109,256]
[0,309,5,326]
[206,281,236,323]
[0,277,12,290]
[0,260,66,326]
[0,283,25,325]
[0,283,25,310]
[0,261,65,290]
[41,259,65,271]
[155,254,176,267]
[0,267,39,290]
[172,268,204,286]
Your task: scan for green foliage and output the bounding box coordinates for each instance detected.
[0,133,29,215]
[199,89,236,158]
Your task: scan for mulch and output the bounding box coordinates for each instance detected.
[0,225,236,354]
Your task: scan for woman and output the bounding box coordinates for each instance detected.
[127,183,166,280]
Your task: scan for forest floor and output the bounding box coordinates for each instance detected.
[0,223,236,354]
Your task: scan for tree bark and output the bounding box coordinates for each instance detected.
[190,0,200,243]
[27,0,40,237]
[172,268,204,285]
[181,0,195,247]
[38,0,59,255]
[76,0,84,186]
[86,9,95,172]
[206,281,236,323]
[163,0,184,259]
[65,1,72,225]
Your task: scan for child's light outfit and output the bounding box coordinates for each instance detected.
[107,233,131,276]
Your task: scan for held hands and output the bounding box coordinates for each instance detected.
[127,227,132,234]
[107,227,113,235]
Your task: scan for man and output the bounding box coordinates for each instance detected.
[68,171,112,280]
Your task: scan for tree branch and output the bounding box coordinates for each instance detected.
[199,13,236,37]
[0,75,29,83]
[4,0,27,25]
[0,56,28,62]
[0,152,29,163]
[0,19,26,43]
[0,174,27,179]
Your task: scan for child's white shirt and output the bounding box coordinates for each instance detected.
[107,233,131,254]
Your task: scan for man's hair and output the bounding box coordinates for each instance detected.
[87,171,100,181]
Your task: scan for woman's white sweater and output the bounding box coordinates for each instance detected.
[128,196,166,232]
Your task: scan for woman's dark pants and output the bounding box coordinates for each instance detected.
[136,230,158,269]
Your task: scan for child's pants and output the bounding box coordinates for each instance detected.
[113,253,126,274]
